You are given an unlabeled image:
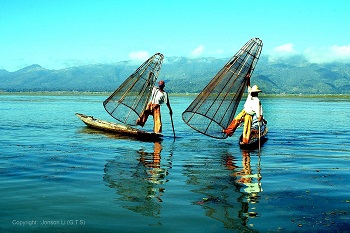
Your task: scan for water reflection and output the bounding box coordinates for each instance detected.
[184,149,262,232]
[234,150,262,197]
[137,141,169,192]
[103,141,172,217]
[231,150,262,218]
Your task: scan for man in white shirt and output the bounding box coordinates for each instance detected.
[223,75,263,144]
[137,80,173,134]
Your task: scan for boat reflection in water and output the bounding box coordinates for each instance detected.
[185,149,263,232]
[230,150,262,217]
[137,141,169,193]
[103,141,172,217]
[102,136,262,230]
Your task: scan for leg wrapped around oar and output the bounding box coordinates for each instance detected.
[242,114,252,144]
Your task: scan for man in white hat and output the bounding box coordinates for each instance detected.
[223,74,263,144]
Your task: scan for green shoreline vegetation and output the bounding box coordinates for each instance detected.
[1,91,350,99]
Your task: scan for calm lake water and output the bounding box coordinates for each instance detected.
[1,93,350,233]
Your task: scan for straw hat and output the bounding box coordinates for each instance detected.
[250,85,262,93]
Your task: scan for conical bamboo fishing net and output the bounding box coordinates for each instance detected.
[103,53,164,126]
[182,38,263,139]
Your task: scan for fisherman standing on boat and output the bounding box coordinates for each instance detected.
[137,80,173,134]
[223,74,263,144]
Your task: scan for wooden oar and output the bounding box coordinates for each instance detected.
[170,113,176,141]
[258,120,261,153]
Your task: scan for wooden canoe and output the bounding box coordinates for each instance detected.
[76,113,162,141]
[239,125,268,150]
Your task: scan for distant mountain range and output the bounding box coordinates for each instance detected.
[1,55,350,94]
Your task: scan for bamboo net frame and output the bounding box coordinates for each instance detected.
[103,53,164,126]
[182,38,263,139]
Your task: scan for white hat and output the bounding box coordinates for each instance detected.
[251,85,262,93]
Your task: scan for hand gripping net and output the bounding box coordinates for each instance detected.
[182,38,263,139]
[103,53,164,126]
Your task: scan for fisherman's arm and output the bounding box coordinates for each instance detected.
[245,73,251,88]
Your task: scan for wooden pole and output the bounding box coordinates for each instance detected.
[258,120,261,153]
[170,114,176,141]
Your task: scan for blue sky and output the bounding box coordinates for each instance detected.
[1,0,349,71]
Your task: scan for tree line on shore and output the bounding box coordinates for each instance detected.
[1,55,350,94]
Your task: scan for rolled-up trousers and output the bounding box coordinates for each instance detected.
[224,110,252,143]
[138,104,162,133]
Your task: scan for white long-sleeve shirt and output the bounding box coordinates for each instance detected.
[150,87,168,105]
[243,86,262,118]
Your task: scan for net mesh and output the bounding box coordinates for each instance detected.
[103,53,164,126]
[182,38,263,139]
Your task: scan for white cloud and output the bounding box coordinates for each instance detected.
[269,43,350,63]
[267,43,297,62]
[190,45,205,57]
[331,44,350,55]
[273,43,296,54]
[128,51,150,60]
[304,44,350,63]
